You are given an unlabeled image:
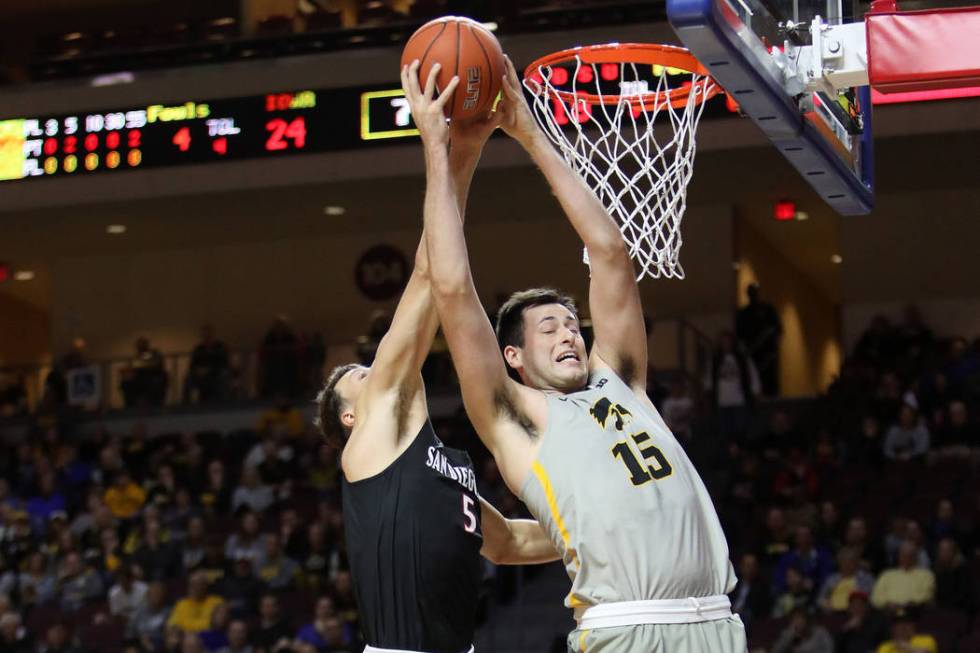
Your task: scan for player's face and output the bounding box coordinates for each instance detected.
[517,303,588,392]
[336,365,370,417]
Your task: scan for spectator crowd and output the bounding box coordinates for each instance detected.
[712,307,980,652]
[0,403,374,653]
[1,303,979,652]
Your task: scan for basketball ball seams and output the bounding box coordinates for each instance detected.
[451,20,461,118]
[413,20,446,64]
[417,21,449,94]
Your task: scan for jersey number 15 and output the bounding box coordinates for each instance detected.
[611,431,672,486]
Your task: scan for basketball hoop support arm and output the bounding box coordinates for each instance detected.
[776,17,869,97]
[667,0,874,214]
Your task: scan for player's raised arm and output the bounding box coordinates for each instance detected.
[402,63,528,444]
[479,499,560,565]
[364,63,493,397]
[498,56,648,392]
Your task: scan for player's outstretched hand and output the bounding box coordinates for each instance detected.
[401,60,459,150]
[497,55,540,146]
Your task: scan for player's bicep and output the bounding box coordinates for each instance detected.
[434,284,511,427]
[587,247,648,390]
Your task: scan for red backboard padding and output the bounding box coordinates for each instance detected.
[866,6,980,93]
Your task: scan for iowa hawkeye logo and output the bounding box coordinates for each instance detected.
[589,397,632,432]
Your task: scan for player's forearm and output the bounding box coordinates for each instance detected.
[368,152,454,381]
[357,257,437,384]
[404,145,481,345]
[413,144,478,277]
[496,519,560,565]
[399,256,440,344]
[415,145,457,318]
[423,143,474,297]
[415,144,478,283]
[449,142,483,216]
[521,131,624,257]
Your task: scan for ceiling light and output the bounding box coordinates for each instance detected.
[14,270,35,281]
[91,72,135,87]
[831,254,843,264]
[481,22,499,32]
[107,224,127,234]
[795,211,809,221]
[323,206,346,216]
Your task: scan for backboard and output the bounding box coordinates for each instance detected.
[668,0,874,214]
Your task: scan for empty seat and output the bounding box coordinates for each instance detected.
[357,0,403,26]
[201,16,239,42]
[24,604,63,636]
[747,616,788,651]
[304,10,343,31]
[78,621,126,653]
[409,0,448,20]
[256,15,295,37]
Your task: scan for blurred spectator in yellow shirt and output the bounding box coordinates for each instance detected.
[104,470,147,520]
[819,547,876,612]
[871,542,935,609]
[876,607,937,653]
[256,395,305,439]
[167,571,224,633]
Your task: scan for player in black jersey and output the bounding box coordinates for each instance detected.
[314,62,559,653]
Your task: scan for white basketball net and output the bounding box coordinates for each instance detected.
[525,54,715,279]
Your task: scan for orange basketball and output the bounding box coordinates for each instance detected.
[400,16,505,121]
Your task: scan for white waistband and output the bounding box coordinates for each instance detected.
[363,646,474,653]
[579,595,733,629]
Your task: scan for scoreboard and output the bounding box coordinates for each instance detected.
[0,81,736,184]
[0,85,427,183]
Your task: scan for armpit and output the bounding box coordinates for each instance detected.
[617,355,638,388]
[492,385,538,439]
[394,377,420,440]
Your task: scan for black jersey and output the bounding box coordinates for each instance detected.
[342,419,483,653]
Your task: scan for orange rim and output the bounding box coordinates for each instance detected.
[523,42,721,109]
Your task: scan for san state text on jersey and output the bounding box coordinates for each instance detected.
[425,446,477,492]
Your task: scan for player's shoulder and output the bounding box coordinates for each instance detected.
[343,398,429,480]
[490,379,548,435]
[587,358,641,393]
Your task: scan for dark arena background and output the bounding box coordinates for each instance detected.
[1,1,979,652]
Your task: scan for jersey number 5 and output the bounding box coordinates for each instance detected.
[611,431,672,486]
[462,495,477,533]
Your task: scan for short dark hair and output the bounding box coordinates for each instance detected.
[494,288,578,350]
[314,363,360,448]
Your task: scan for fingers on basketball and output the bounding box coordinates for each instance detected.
[400,16,505,120]
[501,56,522,99]
[435,76,460,110]
[409,60,424,98]
[423,62,442,99]
[400,59,422,100]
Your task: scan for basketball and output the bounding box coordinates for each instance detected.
[400,16,505,120]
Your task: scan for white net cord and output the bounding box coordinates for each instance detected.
[525,57,715,280]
